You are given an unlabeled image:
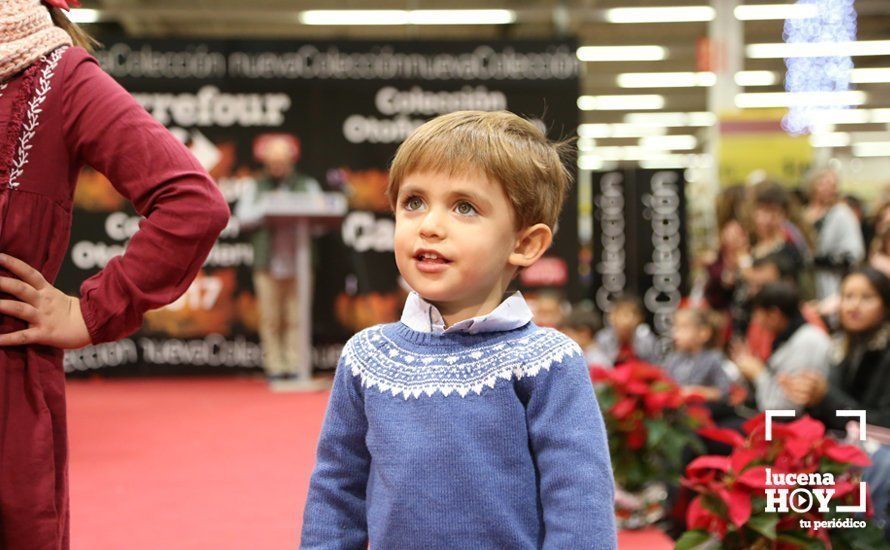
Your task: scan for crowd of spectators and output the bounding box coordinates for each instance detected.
[531,167,890,537]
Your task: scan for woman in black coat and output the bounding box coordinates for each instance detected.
[782,266,890,537]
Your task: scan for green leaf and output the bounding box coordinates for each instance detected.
[747,514,778,540]
[675,530,714,550]
[646,419,669,447]
[687,434,706,454]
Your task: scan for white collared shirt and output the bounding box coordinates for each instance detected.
[399,290,533,335]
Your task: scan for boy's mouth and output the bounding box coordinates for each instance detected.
[413,249,450,262]
[413,249,452,271]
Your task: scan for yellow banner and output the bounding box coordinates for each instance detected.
[718,109,813,185]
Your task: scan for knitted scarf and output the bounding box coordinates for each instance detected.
[0,0,71,82]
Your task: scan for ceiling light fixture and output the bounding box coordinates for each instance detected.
[577,46,667,62]
[604,7,715,23]
[577,94,665,111]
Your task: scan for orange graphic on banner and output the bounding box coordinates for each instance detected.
[145,269,238,337]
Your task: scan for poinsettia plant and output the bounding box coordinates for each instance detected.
[591,361,712,493]
[678,413,887,549]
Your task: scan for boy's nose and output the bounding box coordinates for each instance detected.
[418,208,446,239]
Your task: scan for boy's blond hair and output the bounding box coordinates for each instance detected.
[387,111,573,233]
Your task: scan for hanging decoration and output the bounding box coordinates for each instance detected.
[782,0,857,134]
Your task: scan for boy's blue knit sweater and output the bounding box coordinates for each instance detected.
[300,320,617,549]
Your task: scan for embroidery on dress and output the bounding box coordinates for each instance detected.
[344,325,583,399]
[0,82,7,98]
[8,46,67,189]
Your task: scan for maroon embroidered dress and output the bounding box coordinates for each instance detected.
[0,46,229,549]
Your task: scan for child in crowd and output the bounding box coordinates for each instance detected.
[663,308,735,401]
[529,289,568,328]
[595,295,662,366]
[560,302,611,367]
[300,111,617,549]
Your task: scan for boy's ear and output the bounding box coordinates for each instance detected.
[509,223,553,268]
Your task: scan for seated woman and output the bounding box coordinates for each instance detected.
[780,267,890,538]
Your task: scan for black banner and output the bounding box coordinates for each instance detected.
[62,39,580,375]
[590,169,688,348]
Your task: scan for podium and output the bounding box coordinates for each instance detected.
[259,191,348,390]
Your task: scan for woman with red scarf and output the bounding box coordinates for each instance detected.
[0,1,230,547]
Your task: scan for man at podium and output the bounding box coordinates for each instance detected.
[236,134,323,382]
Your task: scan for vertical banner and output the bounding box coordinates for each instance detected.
[591,169,688,347]
[62,39,580,374]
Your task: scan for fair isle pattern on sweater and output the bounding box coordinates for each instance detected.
[343,323,583,399]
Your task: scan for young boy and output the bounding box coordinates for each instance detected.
[560,302,611,368]
[300,111,617,548]
[663,308,734,401]
[595,295,661,366]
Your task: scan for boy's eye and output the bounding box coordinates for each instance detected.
[403,196,423,211]
[455,201,477,215]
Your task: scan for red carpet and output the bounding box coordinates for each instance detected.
[67,377,673,549]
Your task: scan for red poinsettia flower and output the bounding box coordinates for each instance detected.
[687,495,729,539]
[626,423,647,450]
[682,412,878,545]
[610,396,637,420]
[698,426,745,448]
[686,404,714,428]
[821,438,872,467]
[43,0,81,9]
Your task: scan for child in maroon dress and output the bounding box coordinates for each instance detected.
[0,2,230,548]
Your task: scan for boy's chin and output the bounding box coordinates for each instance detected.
[411,286,453,303]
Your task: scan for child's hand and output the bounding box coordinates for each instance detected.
[729,340,764,380]
[0,254,91,349]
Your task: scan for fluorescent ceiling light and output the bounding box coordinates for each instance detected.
[604,6,715,23]
[640,156,690,169]
[578,156,606,170]
[735,71,778,86]
[639,135,698,150]
[851,68,890,84]
[734,4,818,21]
[852,142,890,157]
[807,108,890,125]
[407,10,516,25]
[577,46,667,62]
[578,94,665,111]
[617,71,716,88]
[300,10,406,25]
[810,133,851,148]
[578,123,667,138]
[578,138,597,152]
[808,109,870,125]
[809,123,837,135]
[747,40,890,58]
[298,9,516,25]
[872,109,890,123]
[68,8,100,23]
[735,91,867,108]
[624,111,717,127]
